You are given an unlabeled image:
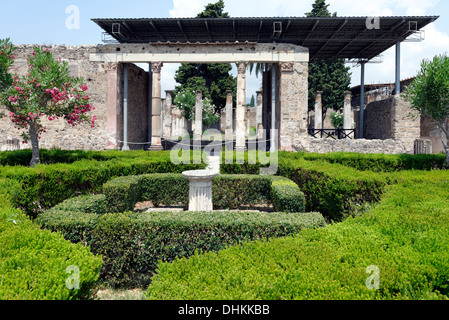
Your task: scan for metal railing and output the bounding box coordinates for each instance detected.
[308,129,356,140]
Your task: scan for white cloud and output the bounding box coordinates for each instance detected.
[170,0,209,18]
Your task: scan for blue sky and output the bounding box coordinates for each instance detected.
[1,0,448,99]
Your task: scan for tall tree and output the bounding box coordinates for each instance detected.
[405,54,449,164]
[173,0,236,115]
[306,0,351,113]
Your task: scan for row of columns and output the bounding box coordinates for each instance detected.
[121,61,266,151]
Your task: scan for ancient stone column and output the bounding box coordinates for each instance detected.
[194,90,203,141]
[165,90,173,139]
[256,90,263,138]
[314,91,323,131]
[235,62,248,152]
[161,98,166,138]
[150,61,163,151]
[246,107,251,137]
[225,90,233,142]
[343,91,353,138]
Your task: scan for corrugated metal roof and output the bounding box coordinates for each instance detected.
[92,16,438,60]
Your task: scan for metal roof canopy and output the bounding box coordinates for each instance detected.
[92,16,438,60]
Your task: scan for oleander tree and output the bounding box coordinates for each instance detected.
[405,54,449,164]
[0,39,96,167]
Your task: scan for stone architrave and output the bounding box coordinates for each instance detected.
[225,90,233,142]
[194,90,203,141]
[314,91,323,131]
[235,62,248,152]
[150,61,163,151]
[343,91,353,138]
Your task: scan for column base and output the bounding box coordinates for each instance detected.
[149,145,164,151]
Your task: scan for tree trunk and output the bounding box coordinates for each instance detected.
[28,121,40,167]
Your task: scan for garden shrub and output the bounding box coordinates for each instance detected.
[145,178,449,300]
[294,152,448,172]
[50,194,108,215]
[0,179,102,300]
[102,173,303,213]
[0,156,203,218]
[37,210,326,288]
[278,157,394,221]
[271,179,305,213]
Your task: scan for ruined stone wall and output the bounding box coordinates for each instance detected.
[279,62,309,152]
[117,63,149,150]
[353,95,421,154]
[0,45,109,151]
[0,45,150,151]
[304,137,408,154]
[421,114,448,154]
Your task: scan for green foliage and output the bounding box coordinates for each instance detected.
[404,54,449,163]
[0,38,15,93]
[51,194,108,215]
[298,152,448,172]
[405,54,449,124]
[0,42,94,166]
[330,111,344,129]
[37,210,325,288]
[145,173,449,300]
[278,157,391,221]
[196,0,230,18]
[305,1,351,111]
[0,179,102,300]
[0,152,202,218]
[271,180,306,213]
[173,89,196,121]
[102,173,301,212]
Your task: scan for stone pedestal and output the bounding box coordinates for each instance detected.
[182,170,218,212]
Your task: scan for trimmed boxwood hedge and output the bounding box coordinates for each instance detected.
[145,168,449,300]
[102,173,304,213]
[271,179,305,213]
[2,149,448,299]
[0,179,102,300]
[37,210,326,288]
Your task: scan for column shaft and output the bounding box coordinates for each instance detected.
[150,62,163,151]
[314,91,323,132]
[194,90,203,141]
[235,62,247,151]
[225,90,233,142]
